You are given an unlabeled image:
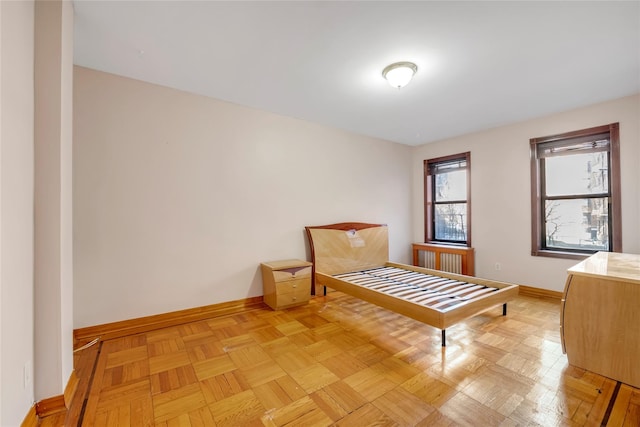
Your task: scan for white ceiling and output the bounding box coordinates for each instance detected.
[72,1,640,146]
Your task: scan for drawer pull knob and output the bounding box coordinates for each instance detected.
[293,297,297,301]
[293,284,297,288]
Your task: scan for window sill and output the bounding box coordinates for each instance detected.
[424,241,470,248]
[531,250,592,261]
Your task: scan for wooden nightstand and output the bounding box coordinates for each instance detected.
[261,259,313,310]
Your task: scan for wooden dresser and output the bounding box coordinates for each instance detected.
[261,259,313,310]
[561,252,640,388]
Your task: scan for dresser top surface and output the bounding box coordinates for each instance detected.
[568,252,640,284]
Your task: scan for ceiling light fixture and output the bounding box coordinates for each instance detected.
[382,61,418,89]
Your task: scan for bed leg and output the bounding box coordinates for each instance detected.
[503,303,507,316]
[441,330,446,347]
[323,286,327,296]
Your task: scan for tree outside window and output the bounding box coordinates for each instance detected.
[530,123,621,259]
[424,152,470,246]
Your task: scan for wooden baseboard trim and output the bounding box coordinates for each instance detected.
[74,296,266,342]
[21,404,38,427]
[35,394,66,418]
[23,370,79,425]
[518,285,563,300]
[64,370,79,408]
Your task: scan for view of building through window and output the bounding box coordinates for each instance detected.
[425,153,470,245]
[531,123,619,258]
[434,168,467,242]
[544,151,609,251]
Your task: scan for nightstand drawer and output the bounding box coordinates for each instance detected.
[275,286,311,308]
[276,278,311,295]
[272,266,312,282]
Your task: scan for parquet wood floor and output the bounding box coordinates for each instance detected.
[46,292,640,426]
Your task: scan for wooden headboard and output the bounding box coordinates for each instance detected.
[305,222,389,276]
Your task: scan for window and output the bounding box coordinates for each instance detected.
[530,123,621,259]
[424,152,471,245]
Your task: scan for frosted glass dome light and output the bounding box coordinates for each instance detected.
[382,62,418,88]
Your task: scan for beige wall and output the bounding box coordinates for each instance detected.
[73,67,413,328]
[1,0,35,423]
[34,0,74,401]
[74,66,639,328]
[1,0,74,419]
[412,94,640,291]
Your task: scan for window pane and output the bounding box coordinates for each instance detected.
[545,152,608,196]
[435,203,467,241]
[435,170,466,202]
[544,198,609,251]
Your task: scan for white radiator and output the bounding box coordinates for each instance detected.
[413,243,474,276]
[420,251,463,274]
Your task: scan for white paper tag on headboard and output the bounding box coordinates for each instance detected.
[346,229,365,247]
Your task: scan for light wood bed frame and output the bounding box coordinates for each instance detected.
[305,222,519,346]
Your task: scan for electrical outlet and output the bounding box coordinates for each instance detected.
[24,361,31,389]
[494,262,501,271]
